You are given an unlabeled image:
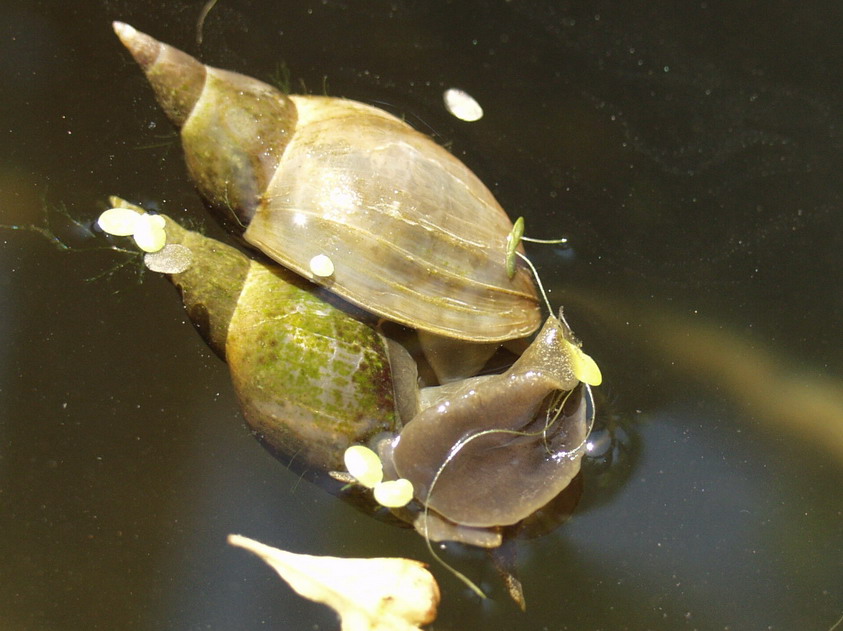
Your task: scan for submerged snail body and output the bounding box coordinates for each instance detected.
[111,25,597,547]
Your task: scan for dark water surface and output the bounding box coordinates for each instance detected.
[2,1,841,629]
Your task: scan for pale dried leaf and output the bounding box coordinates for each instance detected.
[228,534,439,631]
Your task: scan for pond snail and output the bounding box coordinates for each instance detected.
[109,24,601,550]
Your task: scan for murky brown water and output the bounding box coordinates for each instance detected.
[2,1,841,629]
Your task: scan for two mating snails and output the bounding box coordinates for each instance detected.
[109,23,600,548]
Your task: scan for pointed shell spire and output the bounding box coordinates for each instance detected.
[113,22,206,126]
[113,22,297,228]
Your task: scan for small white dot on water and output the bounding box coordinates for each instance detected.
[443,88,484,122]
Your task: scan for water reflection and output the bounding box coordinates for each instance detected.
[570,292,843,466]
[523,404,841,630]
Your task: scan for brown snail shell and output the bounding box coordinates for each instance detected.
[113,22,541,350]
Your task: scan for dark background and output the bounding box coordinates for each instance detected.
[1,1,841,629]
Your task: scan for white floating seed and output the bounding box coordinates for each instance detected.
[147,214,166,229]
[373,479,414,508]
[343,445,383,489]
[97,207,141,236]
[309,253,335,278]
[443,88,484,122]
[133,214,167,253]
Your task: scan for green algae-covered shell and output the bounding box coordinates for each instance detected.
[151,211,398,472]
[226,263,397,471]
